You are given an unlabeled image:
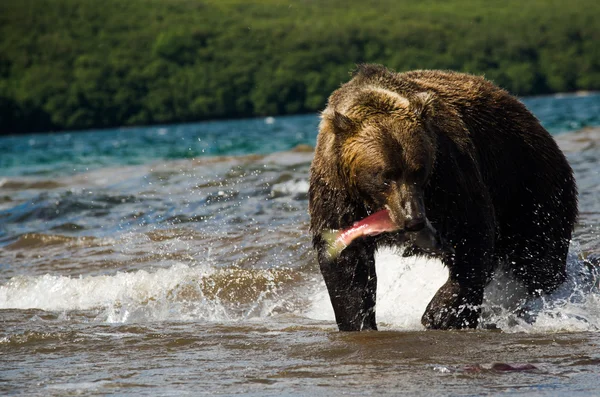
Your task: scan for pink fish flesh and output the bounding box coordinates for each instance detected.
[322,209,398,259]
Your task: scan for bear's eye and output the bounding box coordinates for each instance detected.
[371,169,397,189]
[360,169,385,188]
[409,166,428,185]
[381,169,398,181]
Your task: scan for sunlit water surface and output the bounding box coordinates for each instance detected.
[1,93,600,396]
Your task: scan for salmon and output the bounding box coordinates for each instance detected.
[321,209,398,259]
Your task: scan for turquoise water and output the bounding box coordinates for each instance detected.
[0,114,320,177]
[1,93,600,396]
[1,93,599,178]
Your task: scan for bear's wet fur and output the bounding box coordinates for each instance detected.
[309,64,578,331]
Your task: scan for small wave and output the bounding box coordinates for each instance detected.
[0,191,137,225]
[262,148,313,168]
[0,263,302,323]
[270,178,309,199]
[50,222,86,232]
[161,214,212,225]
[4,233,105,250]
[0,330,78,346]
[2,246,598,332]
[555,127,600,153]
[0,178,64,190]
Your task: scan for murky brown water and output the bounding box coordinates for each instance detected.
[2,315,600,396]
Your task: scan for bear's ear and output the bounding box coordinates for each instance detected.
[323,110,356,135]
[351,63,389,79]
[411,92,436,120]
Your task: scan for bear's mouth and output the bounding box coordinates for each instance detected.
[321,209,398,258]
[382,205,447,254]
[322,208,450,259]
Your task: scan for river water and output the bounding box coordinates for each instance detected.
[1,93,600,396]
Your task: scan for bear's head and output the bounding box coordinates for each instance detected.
[314,85,442,251]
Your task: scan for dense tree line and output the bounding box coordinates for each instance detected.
[0,0,598,134]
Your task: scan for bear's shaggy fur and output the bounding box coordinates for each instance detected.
[309,64,578,331]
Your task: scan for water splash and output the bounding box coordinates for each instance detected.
[304,248,447,330]
[305,247,600,333]
[482,248,600,332]
[2,245,599,332]
[0,262,301,324]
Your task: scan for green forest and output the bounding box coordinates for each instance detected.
[0,0,599,134]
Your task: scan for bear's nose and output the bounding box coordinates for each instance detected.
[405,218,426,232]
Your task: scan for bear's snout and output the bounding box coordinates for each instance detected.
[410,221,442,252]
[405,217,426,232]
[386,182,427,232]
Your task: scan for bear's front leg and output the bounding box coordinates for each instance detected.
[421,277,484,329]
[420,176,496,329]
[317,240,377,331]
[421,232,494,330]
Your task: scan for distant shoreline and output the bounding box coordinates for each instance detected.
[1,0,598,135]
[2,91,599,138]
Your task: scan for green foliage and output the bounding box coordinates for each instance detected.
[0,0,598,134]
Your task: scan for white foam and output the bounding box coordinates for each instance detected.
[1,247,598,332]
[482,249,600,332]
[304,247,600,333]
[376,249,448,329]
[0,264,233,323]
[270,178,309,198]
[304,247,447,330]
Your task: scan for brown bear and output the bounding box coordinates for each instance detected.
[309,64,578,331]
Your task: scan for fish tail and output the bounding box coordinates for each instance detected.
[321,229,346,260]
